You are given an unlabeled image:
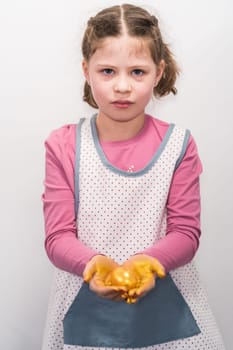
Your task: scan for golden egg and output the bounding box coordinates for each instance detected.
[110,267,138,289]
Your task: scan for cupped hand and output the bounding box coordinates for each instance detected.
[83,255,127,301]
[121,254,165,302]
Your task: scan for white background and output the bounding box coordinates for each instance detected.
[0,0,232,349]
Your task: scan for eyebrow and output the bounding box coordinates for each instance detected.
[96,64,151,69]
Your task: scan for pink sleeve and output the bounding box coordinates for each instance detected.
[142,135,203,272]
[42,124,98,276]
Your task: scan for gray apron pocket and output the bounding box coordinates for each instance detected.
[63,274,200,347]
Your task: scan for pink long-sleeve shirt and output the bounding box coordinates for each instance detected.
[42,115,202,275]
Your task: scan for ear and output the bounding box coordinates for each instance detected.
[154,60,165,87]
[82,59,89,82]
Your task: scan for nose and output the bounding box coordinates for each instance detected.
[113,74,132,93]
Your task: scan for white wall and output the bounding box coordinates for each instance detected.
[0,1,232,349]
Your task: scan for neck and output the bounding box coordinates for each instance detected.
[95,113,146,142]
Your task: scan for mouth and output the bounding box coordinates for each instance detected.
[111,100,133,108]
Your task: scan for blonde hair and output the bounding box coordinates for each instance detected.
[82,4,179,109]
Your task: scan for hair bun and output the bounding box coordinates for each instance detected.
[151,15,158,26]
[88,17,94,25]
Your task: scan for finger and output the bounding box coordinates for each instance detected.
[128,297,138,304]
[128,287,138,298]
[97,289,124,301]
[135,277,155,297]
[101,291,122,300]
[90,278,121,297]
[111,294,126,302]
[111,285,128,293]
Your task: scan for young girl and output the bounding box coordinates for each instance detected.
[42,3,225,350]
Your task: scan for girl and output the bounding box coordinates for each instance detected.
[42,3,225,350]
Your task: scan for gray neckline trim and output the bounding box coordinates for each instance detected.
[90,114,175,177]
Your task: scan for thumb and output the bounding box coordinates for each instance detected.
[83,261,96,282]
[151,259,165,278]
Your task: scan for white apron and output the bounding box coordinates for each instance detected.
[42,116,225,350]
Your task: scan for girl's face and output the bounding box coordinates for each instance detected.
[83,34,164,124]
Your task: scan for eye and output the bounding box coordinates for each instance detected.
[132,69,145,76]
[102,68,114,76]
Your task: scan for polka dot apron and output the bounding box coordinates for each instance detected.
[42,116,225,350]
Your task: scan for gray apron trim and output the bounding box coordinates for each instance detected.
[175,129,190,169]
